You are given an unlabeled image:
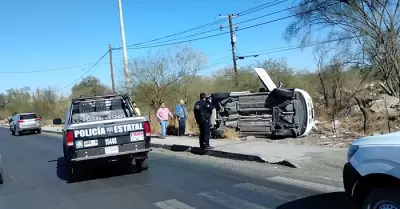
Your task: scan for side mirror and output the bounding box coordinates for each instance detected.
[53,118,62,125]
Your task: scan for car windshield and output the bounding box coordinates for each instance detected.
[20,114,38,120]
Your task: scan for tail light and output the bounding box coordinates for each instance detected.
[65,130,74,146]
[18,120,24,123]
[35,118,40,121]
[144,121,151,136]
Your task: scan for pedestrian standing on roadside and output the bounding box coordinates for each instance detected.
[156,102,173,139]
[194,93,214,150]
[175,99,188,136]
[132,102,141,116]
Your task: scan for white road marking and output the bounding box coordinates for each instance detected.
[198,190,270,209]
[154,199,196,209]
[233,182,304,201]
[266,176,344,193]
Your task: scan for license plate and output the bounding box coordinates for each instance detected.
[84,140,98,147]
[130,131,144,142]
[105,146,119,154]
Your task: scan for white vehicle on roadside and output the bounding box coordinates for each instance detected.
[343,132,400,209]
[210,68,315,139]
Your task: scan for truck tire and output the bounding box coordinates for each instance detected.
[0,155,3,184]
[135,157,149,172]
[0,171,3,184]
[63,148,77,182]
[65,160,77,183]
[363,188,400,209]
[211,92,230,100]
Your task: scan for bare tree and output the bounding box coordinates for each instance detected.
[354,96,373,133]
[128,46,207,111]
[314,47,330,107]
[285,0,400,97]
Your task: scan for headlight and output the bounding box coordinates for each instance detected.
[347,145,359,161]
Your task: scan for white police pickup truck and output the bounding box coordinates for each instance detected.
[55,93,151,182]
[343,132,400,208]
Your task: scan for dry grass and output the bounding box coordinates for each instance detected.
[222,128,239,139]
[317,113,400,135]
[341,114,400,134]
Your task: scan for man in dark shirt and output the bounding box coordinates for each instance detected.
[194,93,214,150]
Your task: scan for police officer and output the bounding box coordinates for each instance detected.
[194,93,214,150]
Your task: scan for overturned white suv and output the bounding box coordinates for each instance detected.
[344,132,400,208]
[210,68,315,138]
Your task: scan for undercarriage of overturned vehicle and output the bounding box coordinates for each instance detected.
[210,68,314,139]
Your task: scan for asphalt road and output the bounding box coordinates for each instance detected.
[0,127,348,209]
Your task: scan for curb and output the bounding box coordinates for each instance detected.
[42,129,63,135]
[150,143,298,168]
[0,126,299,168]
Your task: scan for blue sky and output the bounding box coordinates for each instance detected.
[0,0,316,95]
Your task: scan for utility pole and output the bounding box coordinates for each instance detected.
[219,14,238,74]
[228,14,238,74]
[117,0,130,93]
[220,14,239,86]
[108,44,116,92]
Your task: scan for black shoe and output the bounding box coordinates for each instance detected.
[204,146,214,150]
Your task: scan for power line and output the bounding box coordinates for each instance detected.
[236,0,315,25]
[238,0,290,16]
[126,27,224,48]
[51,51,110,92]
[237,35,363,57]
[236,1,339,33]
[125,32,230,49]
[123,2,339,50]
[119,0,291,48]
[114,19,226,49]
[116,0,289,49]
[0,62,108,74]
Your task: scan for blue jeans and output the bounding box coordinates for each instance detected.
[178,118,186,136]
[160,120,168,137]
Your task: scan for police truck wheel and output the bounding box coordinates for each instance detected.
[65,162,77,183]
[135,157,149,172]
[363,188,400,209]
[64,152,77,183]
[0,172,3,184]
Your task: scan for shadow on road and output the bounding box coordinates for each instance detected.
[277,192,350,209]
[56,157,140,183]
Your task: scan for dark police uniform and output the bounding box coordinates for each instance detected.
[194,98,213,149]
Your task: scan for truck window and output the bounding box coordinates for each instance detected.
[70,98,132,124]
[20,114,38,120]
